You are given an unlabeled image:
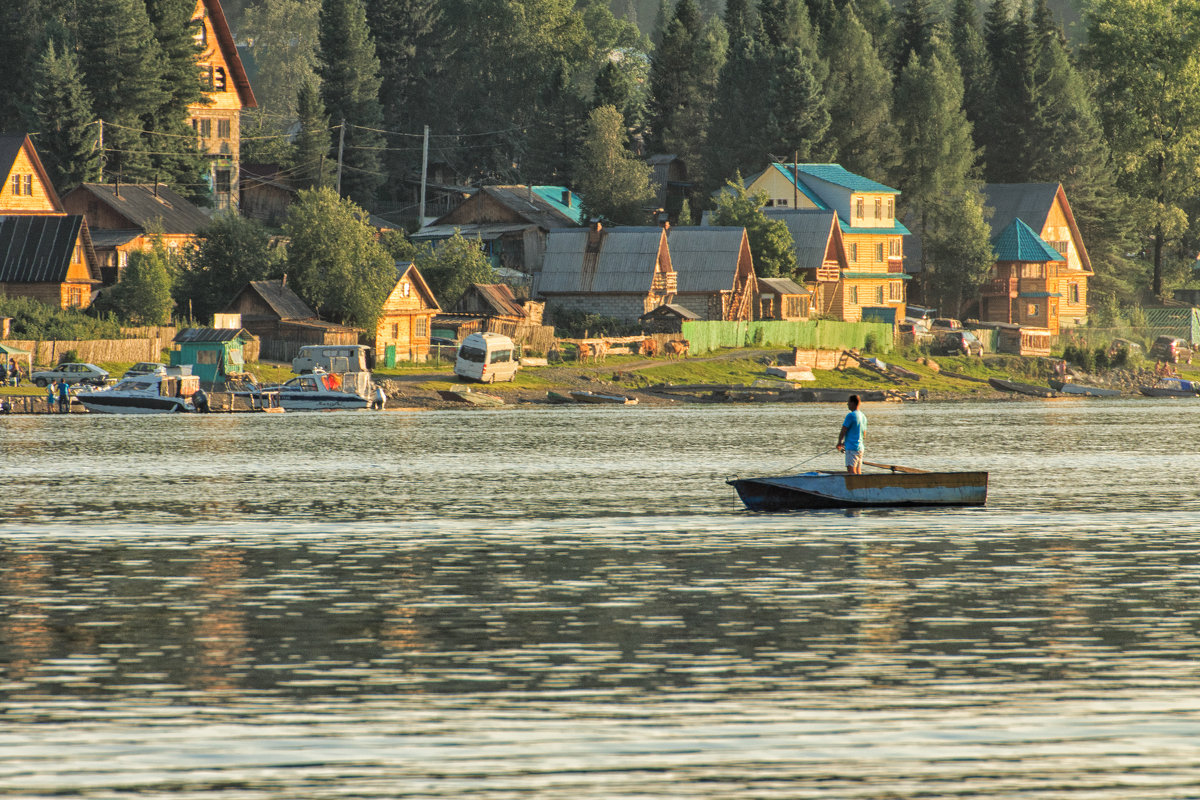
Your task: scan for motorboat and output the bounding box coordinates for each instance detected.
[728,461,988,510]
[1047,379,1123,397]
[271,372,370,410]
[1139,378,1199,397]
[988,377,1058,397]
[569,390,639,405]
[75,370,200,414]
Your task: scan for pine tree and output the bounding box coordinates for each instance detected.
[705,19,770,191]
[949,0,992,146]
[984,0,1038,181]
[766,44,832,162]
[823,5,897,180]
[893,0,937,77]
[575,105,656,224]
[0,0,47,131]
[525,61,589,184]
[894,44,992,315]
[32,40,101,192]
[318,0,385,207]
[295,75,333,189]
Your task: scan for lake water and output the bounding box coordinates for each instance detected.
[3,400,1200,799]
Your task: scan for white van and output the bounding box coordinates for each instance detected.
[292,345,371,375]
[454,333,520,383]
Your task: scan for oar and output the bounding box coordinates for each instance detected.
[862,460,928,474]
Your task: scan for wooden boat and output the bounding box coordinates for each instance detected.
[569,390,638,405]
[989,377,1058,397]
[545,390,574,404]
[1047,379,1123,397]
[728,461,988,510]
[1139,378,1199,398]
[437,388,505,406]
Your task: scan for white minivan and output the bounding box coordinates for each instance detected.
[454,333,520,383]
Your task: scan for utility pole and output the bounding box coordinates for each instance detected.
[793,151,799,210]
[419,124,430,225]
[97,119,104,183]
[336,119,346,196]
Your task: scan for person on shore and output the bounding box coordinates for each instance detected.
[836,394,866,475]
[46,379,56,412]
[372,385,387,410]
[0,361,7,385]
[56,378,70,414]
[10,360,20,387]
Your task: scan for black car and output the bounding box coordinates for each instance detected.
[934,330,984,356]
[1149,336,1192,364]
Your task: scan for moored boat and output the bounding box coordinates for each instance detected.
[989,377,1058,397]
[545,390,574,404]
[728,462,988,510]
[270,372,370,410]
[569,390,639,405]
[76,370,200,414]
[1139,378,1199,397]
[1047,379,1123,397]
[438,388,505,406]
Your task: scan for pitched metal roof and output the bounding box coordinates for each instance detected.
[242,280,317,320]
[200,0,257,108]
[837,220,912,235]
[435,185,584,229]
[75,183,212,233]
[0,215,87,282]
[667,226,748,293]
[174,327,253,343]
[539,227,666,294]
[758,277,810,296]
[458,283,526,318]
[640,302,700,320]
[982,183,1059,240]
[412,222,533,241]
[88,229,143,248]
[764,209,839,271]
[790,163,899,194]
[992,218,1065,262]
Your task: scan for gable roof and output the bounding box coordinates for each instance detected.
[433,185,585,229]
[458,283,526,318]
[640,302,700,320]
[200,0,256,108]
[73,183,211,233]
[667,226,748,293]
[0,215,95,283]
[992,218,1065,262]
[174,327,253,343]
[0,133,65,212]
[393,262,441,311]
[791,163,900,195]
[540,227,668,294]
[764,209,843,271]
[982,183,1060,239]
[758,277,810,296]
[238,280,317,320]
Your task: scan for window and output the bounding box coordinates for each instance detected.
[68,287,83,307]
[887,198,894,218]
[1021,263,1045,278]
[214,168,231,194]
[848,286,858,304]
[776,199,788,207]
[10,175,19,195]
[849,243,858,262]
[874,197,882,218]
[1027,303,1040,317]
[875,243,884,262]
[23,175,31,195]
[214,67,227,91]
[889,281,903,301]
[889,238,901,257]
[73,245,82,264]
[856,198,864,219]
[1050,240,1069,255]
[198,118,212,139]
[392,323,400,339]
[197,350,219,364]
[875,285,884,304]
[200,66,213,89]
[416,318,427,338]
[218,119,231,139]
[1070,283,1080,303]
[401,281,411,297]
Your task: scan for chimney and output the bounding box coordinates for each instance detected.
[587,218,603,248]
[282,272,287,287]
[655,208,670,229]
[562,189,571,207]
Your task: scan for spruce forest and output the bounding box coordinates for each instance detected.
[4,0,1200,315]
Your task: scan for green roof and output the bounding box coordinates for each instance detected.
[838,220,912,236]
[842,271,911,280]
[530,186,586,224]
[992,218,1064,262]
[791,164,899,194]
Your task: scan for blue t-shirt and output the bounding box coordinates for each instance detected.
[842,409,866,452]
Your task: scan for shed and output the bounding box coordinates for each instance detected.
[639,303,700,334]
[758,277,812,320]
[170,327,256,384]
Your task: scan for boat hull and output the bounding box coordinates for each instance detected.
[989,378,1057,397]
[277,392,369,411]
[569,391,638,405]
[77,394,192,414]
[1048,379,1122,397]
[728,471,989,510]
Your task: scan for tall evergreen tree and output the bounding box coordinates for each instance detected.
[524,61,589,184]
[949,0,993,147]
[894,44,992,315]
[893,0,937,77]
[32,40,101,192]
[766,44,832,162]
[705,12,770,190]
[983,0,1038,181]
[318,0,385,207]
[295,75,333,189]
[823,5,897,180]
[0,0,47,131]
[243,0,322,120]
[575,105,655,224]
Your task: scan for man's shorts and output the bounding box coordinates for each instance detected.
[844,449,863,471]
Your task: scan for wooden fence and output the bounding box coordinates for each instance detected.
[5,338,162,366]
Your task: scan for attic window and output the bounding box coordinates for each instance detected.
[23,175,31,195]
[856,198,864,219]
[214,67,227,91]
[193,20,206,47]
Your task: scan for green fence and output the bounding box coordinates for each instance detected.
[1057,308,1200,352]
[680,320,895,355]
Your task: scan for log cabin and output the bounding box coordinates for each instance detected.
[984,218,1068,333]
[375,263,440,365]
[666,226,757,321]
[222,279,359,363]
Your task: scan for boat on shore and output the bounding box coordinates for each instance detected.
[989,377,1058,397]
[728,461,988,510]
[569,390,639,405]
[438,388,505,406]
[270,372,370,410]
[1047,379,1123,397]
[545,391,574,404]
[76,370,200,414]
[1139,378,1199,397]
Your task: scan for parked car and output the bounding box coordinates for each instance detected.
[124,362,166,378]
[934,330,984,356]
[897,319,932,344]
[1107,338,1143,359]
[930,317,963,331]
[1149,336,1193,364]
[31,362,109,387]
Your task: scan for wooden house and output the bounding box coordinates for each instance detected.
[981,183,1091,329]
[188,0,257,209]
[758,277,811,320]
[0,134,101,308]
[221,280,359,362]
[639,302,700,333]
[375,262,440,365]
[413,185,585,277]
[449,283,544,325]
[239,163,296,226]
[667,226,757,321]
[726,164,909,323]
[170,327,256,384]
[981,218,1068,333]
[62,183,211,284]
[537,223,677,324]
[764,209,849,318]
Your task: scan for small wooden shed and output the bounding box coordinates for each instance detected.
[170,327,256,384]
[758,277,812,320]
[639,303,700,334]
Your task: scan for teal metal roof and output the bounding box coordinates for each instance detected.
[838,220,912,236]
[842,271,911,280]
[791,164,900,194]
[1018,291,1061,298]
[531,186,586,224]
[992,218,1064,262]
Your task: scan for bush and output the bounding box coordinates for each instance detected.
[0,295,122,340]
[1110,346,1130,369]
[549,308,640,338]
[57,349,79,364]
[1093,347,1110,371]
[863,332,881,353]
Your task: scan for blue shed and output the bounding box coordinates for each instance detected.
[170,327,255,384]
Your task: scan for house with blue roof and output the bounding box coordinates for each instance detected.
[980,217,1068,333]
[412,185,584,279]
[720,163,909,324]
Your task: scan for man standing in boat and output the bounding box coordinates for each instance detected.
[836,395,866,474]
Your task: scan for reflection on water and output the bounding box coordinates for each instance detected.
[2,402,1200,797]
